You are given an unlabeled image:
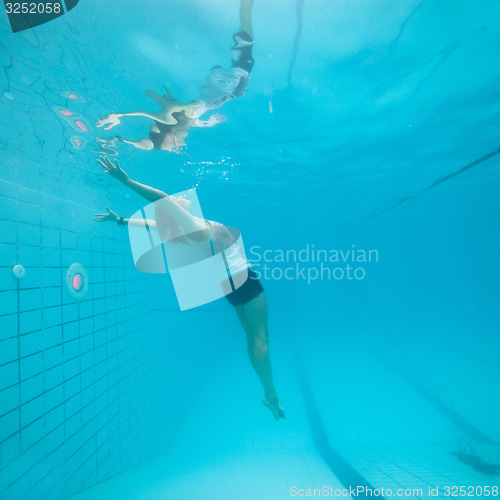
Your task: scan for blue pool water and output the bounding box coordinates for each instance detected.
[1,0,499,498]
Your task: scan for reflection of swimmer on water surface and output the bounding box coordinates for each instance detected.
[96,89,202,130]
[95,0,255,153]
[114,90,226,153]
[196,0,255,119]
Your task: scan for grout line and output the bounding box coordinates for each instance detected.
[0,178,96,211]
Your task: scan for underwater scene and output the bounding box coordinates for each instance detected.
[0,0,499,499]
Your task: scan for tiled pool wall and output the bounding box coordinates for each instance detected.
[0,9,239,499]
[0,161,222,499]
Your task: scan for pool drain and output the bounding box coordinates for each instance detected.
[12,264,25,279]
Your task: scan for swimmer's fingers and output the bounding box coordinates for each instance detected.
[112,158,129,180]
[97,155,114,173]
[102,156,115,169]
[96,114,120,130]
[93,207,117,222]
[105,206,118,218]
[93,207,112,219]
[96,157,107,169]
[97,156,128,183]
[103,123,115,131]
[96,159,111,175]
[103,156,120,172]
[96,158,110,175]
[96,155,110,166]
[96,118,112,129]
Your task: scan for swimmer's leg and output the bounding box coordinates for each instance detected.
[239,0,254,39]
[235,292,285,421]
[232,0,255,73]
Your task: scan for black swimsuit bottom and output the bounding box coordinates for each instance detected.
[225,267,264,307]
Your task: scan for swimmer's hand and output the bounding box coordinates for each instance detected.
[94,206,119,223]
[97,156,129,184]
[96,113,121,130]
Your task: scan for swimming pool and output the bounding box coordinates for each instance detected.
[1,0,499,498]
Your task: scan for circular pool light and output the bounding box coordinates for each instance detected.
[72,273,84,291]
[66,263,88,300]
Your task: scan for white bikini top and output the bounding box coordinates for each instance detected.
[163,220,250,280]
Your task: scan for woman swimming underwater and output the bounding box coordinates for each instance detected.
[94,156,285,421]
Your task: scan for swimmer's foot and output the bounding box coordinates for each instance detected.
[262,393,286,421]
[96,113,122,130]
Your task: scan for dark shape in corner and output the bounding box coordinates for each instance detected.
[64,0,79,11]
[451,451,500,476]
[379,353,499,448]
[294,354,385,499]
[5,0,80,33]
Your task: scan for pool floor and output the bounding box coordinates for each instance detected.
[68,333,498,500]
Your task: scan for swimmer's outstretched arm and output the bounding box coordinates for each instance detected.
[97,156,166,202]
[96,93,203,130]
[93,206,158,230]
[96,110,175,130]
[96,156,208,237]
